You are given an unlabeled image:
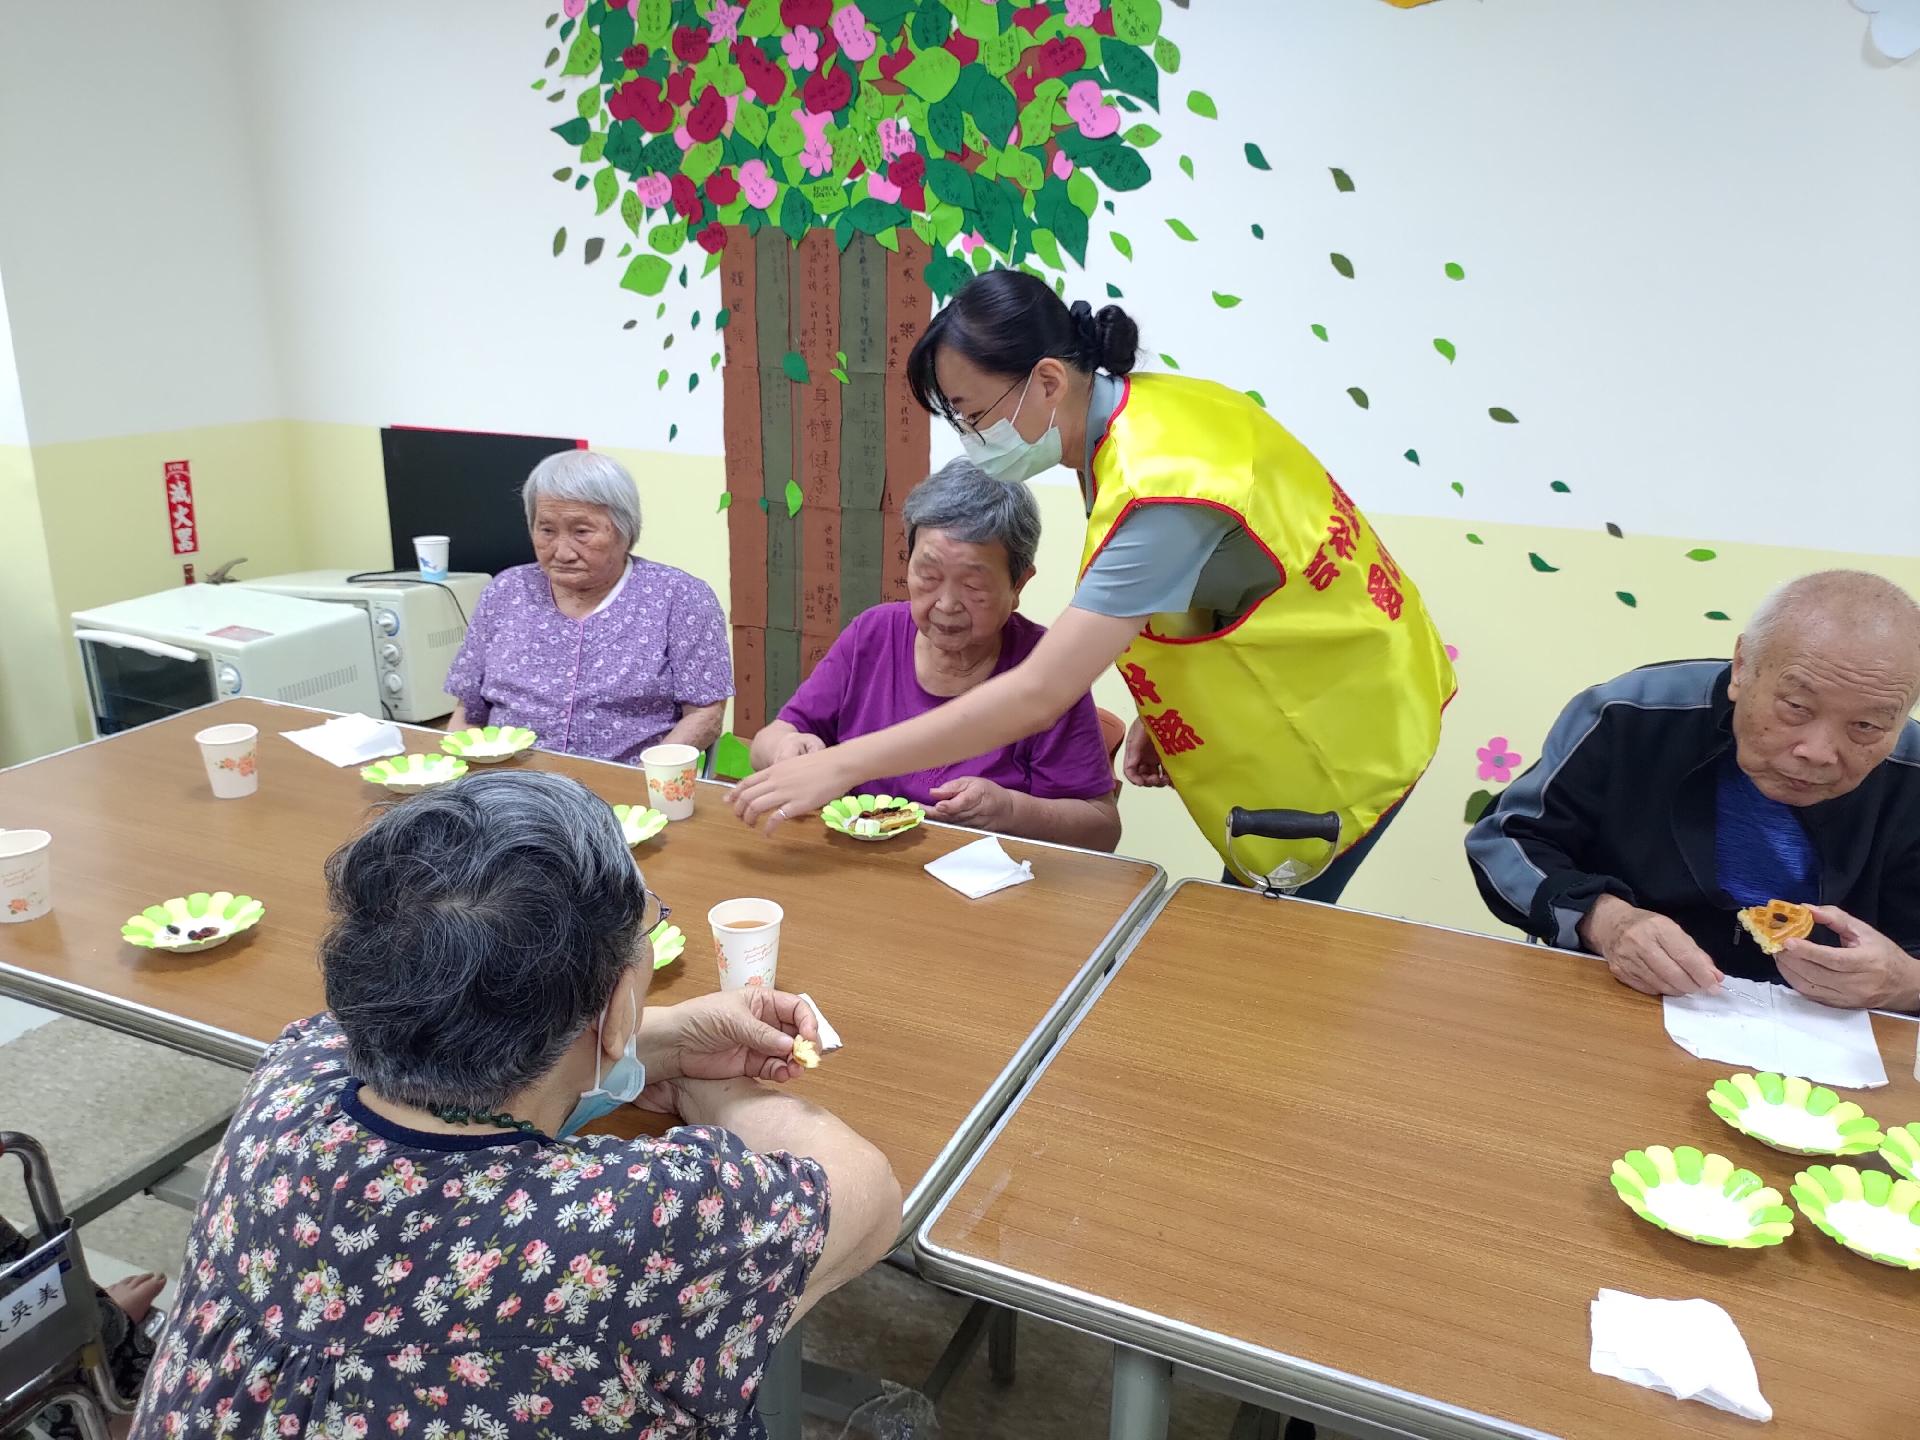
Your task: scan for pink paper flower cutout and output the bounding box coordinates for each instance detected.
[878,117,914,163]
[795,108,834,177]
[866,173,902,203]
[782,26,821,72]
[959,230,987,255]
[1065,0,1101,24]
[634,173,672,207]
[563,0,586,16]
[706,2,744,43]
[1445,643,1460,661]
[1065,79,1120,139]
[1475,737,1522,784]
[832,5,876,61]
[738,159,778,209]
[1051,150,1074,179]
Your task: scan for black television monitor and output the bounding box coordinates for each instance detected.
[381,426,584,580]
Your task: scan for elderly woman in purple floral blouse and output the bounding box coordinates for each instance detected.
[445,451,732,763]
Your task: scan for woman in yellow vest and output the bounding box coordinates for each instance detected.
[732,272,1456,901]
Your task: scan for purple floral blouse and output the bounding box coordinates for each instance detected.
[130,1015,828,1440]
[445,562,733,764]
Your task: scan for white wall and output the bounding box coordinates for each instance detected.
[0,2,285,443]
[0,273,29,447]
[227,0,1920,556]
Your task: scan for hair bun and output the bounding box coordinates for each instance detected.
[1088,303,1139,377]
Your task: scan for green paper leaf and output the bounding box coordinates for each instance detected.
[552,116,591,146]
[1489,407,1519,424]
[560,26,601,77]
[688,372,699,392]
[1450,481,1464,496]
[1685,547,1718,561]
[711,731,754,782]
[1178,154,1194,179]
[1159,353,1180,370]
[1616,592,1638,608]
[1244,141,1270,171]
[1445,261,1466,280]
[1330,167,1354,192]
[581,131,606,163]
[1165,217,1197,241]
[1251,223,1264,239]
[1346,386,1369,409]
[717,491,732,512]
[779,186,809,242]
[1110,231,1133,260]
[1606,522,1624,538]
[900,48,962,103]
[1153,35,1181,73]
[781,351,809,383]
[911,2,952,46]
[831,367,849,383]
[647,220,687,254]
[1706,610,1731,621]
[668,423,677,441]
[621,189,643,235]
[1087,146,1150,192]
[1307,324,1329,343]
[1105,283,1122,298]
[1111,0,1163,46]
[1067,168,1099,216]
[1329,252,1356,279]
[1464,789,1495,824]
[1466,533,1483,545]
[1245,389,1266,408]
[577,85,602,120]
[1433,337,1456,363]
[1403,448,1419,463]
[1186,90,1217,120]
[1550,480,1571,493]
[715,308,731,329]
[757,496,769,512]
[784,479,804,517]
[741,0,780,36]
[619,254,672,295]
[594,166,619,215]
[553,166,573,182]
[1528,552,1559,573]
[656,368,669,389]
[1030,227,1064,270]
[1212,292,1241,308]
[1105,43,1159,109]
[734,101,769,148]
[1123,124,1161,148]
[682,139,724,186]
[552,226,567,257]
[633,0,670,43]
[583,236,604,264]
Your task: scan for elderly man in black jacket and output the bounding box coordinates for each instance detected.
[1467,570,1920,1009]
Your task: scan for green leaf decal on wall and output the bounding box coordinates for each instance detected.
[1212,292,1241,308]
[1433,338,1456,363]
[1165,218,1197,241]
[1346,387,1369,409]
[1685,548,1718,561]
[1403,448,1418,463]
[1330,167,1354,192]
[1311,324,1329,342]
[1550,480,1570,493]
[619,254,671,295]
[1705,610,1731,621]
[1445,261,1466,280]
[784,479,804,517]
[552,227,567,256]
[1528,553,1559,572]
[1489,407,1518,423]
[781,351,809,383]
[1616,592,1638,608]
[1330,253,1354,278]
[1187,90,1217,119]
[1244,142,1270,171]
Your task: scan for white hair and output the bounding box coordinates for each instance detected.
[1742,570,1920,665]
[522,450,641,551]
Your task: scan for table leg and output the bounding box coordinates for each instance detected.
[759,1317,804,1440]
[1109,1345,1172,1440]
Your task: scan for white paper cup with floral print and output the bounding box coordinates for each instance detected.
[196,722,260,799]
[709,898,783,992]
[0,829,52,923]
[642,742,700,821]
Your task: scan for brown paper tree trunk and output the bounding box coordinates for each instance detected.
[719,226,929,736]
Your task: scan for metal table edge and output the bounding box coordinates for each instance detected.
[0,962,265,1071]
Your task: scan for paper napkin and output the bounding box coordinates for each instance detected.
[280,713,406,768]
[1664,976,1888,1089]
[1590,1289,1771,1422]
[797,993,843,1053]
[924,837,1034,900]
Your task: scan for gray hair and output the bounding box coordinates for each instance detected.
[1743,570,1920,672]
[902,458,1042,581]
[523,450,642,551]
[320,771,649,1111]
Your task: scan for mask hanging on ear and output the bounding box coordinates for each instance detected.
[558,991,646,1138]
[959,371,1063,483]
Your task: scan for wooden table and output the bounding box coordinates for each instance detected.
[0,698,1163,1234]
[917,880,1920,1440]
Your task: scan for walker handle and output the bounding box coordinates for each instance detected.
[1226,808,1341,845]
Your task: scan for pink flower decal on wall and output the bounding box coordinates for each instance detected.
[1475,737,1522,783]
[781,26,821,72]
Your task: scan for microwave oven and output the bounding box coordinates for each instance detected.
[71,586,380,736]
[235,570,489,723]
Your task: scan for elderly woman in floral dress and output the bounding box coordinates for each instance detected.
[129,772,900,1440]
[445,450,732,762]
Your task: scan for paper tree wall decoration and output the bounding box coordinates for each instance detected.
[538,0,1176,730]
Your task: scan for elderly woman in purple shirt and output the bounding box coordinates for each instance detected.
[751,460,1121,851]
[446,451,732,763]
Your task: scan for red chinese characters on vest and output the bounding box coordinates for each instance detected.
[1121,662,1160,706]
[1366,564,1405,620]
[1144,708,1204,756]
[1304,546,1341,592]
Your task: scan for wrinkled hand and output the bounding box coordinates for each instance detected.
[656,989,820,1086]
[1777,906,1920,1011]
[770,730,825,765]
[929,775,1014,831]
[1582,896,1724,996]
[1121,717,1169,787]
[729,747,855,833]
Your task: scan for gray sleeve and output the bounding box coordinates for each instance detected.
[1071,505,1236,619]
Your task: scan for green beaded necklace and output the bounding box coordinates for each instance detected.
[426,1104,544,1137]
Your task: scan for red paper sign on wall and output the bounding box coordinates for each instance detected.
[163,460,197,555]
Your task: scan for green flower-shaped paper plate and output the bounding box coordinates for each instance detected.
[362,754,468,793]
[440,725,537,763]
[649,921,684,970]
[1791,1163,1920,1269]
[1707,1072,1887,1156]
[614,804,668,846]
[122,891,265,953]
[1609,1145,1794,1248]
[1880,1123,1920,1183]
[822,794,926,841]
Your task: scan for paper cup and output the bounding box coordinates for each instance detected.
[196,722,260,799]
[709,898,783,991]
[642,742,700,821]
[0,829,52,923]
[413,534,450,581]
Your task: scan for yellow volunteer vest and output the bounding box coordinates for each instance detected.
[1082,374,1456,881]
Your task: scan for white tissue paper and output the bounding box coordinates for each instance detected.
[1663,975,1888,1089]
[280,713,406,768]
[1590,1289,1771,1422]
[923,837,1034,900]
[797,993,843,1053]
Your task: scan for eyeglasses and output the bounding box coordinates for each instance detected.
[643,896,672,937]
[942,372,1026,438]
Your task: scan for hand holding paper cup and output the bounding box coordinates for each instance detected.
[0,829,53,923]
[709,898,783,992]
[196,723,260,799]
[643,742,700,821]
[413,534,450,581]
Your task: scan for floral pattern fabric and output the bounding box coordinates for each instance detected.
[130,1015,828,1440]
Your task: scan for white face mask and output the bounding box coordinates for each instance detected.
[958,371,1062,483]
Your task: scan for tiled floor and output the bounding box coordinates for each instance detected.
[1,1008,1293,1439]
